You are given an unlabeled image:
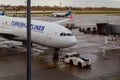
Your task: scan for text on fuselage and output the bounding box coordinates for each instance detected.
[11,21,45,32]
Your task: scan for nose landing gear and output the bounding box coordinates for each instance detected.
[52,48,60,60]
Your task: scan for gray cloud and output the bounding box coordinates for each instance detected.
[0,0,120,8]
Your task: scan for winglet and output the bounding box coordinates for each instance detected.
[69,14,72,20]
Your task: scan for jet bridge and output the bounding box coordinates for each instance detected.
[97,23,120,35]
[97,23,120,44]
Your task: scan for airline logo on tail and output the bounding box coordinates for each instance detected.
[65,10,72,17]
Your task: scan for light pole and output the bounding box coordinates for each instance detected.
[60,2,62,7]
[27,0,31,80]
[25,1,27,17]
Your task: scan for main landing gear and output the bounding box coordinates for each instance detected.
[52,48,60,60]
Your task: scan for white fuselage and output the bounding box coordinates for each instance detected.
[0,16,77,48]
[52,13,66,17]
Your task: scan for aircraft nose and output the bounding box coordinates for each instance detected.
[54,36,77,48]
[69,37,77,46]
[60,36,77,48]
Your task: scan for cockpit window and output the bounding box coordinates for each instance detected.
[60,33,73,36]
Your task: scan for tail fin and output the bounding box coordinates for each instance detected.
[0,11,5,16]
[65,10,72,17]
[0,5,5,16]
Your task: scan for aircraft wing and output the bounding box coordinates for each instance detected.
[54,18,70,24]
[53,14,72,24]
[0,29,17,38]
[0,29,26,41]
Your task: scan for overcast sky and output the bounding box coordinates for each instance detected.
[0,0,120,8]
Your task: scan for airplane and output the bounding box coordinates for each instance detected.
[0,10,77,59]
[51,9,72,17]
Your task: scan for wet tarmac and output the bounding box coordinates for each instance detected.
[32,14,120,27]
[0,14,120,80]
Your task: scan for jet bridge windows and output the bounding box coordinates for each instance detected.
[60,33,73,36]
